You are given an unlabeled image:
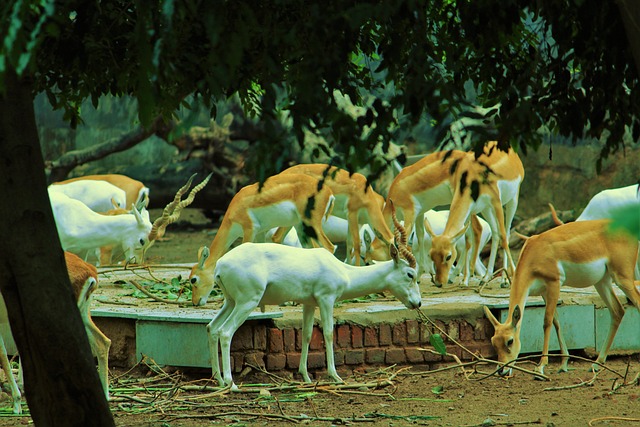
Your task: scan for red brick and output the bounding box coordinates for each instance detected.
[405,347,424,363]
[422,348,443,362]
[444,345,462,362]
[232,352,244,372]
[307,352,326,369]
[245,352,265,369]
[364,327,378,347]
[459,320,474,342]
[268,328,284,353]
[365,348,386,364]
[296,328,303,351]
[266,353,286,371]
[345,349,364,365]
[379,324,392,346]
[254,325,267,351]
[419,322,432,344]
[406,320,419,344]
[286,353,301,370]
[310,327,324,350]
[435,321,447,340]
[461,342,496,360]
[336,324,350,348]
[351,325,363,348]
[283,329,296,352]
[392,322,407,346]
[447,321,460,341]
[231,325,253,351]
[385,348,406,365]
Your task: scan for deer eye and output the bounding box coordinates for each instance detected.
[445,254,452,261]
[139,238,145,246]
[190,277,198,285]
[506,338,514,348]
[407,272,415,280]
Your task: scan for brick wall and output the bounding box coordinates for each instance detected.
[226,317,496,379]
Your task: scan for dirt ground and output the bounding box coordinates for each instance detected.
[1,213,639,426]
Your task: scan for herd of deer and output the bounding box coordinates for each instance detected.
[1,141,639,411]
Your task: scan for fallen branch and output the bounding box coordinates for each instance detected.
[460,417,542,427]
[588,416,640,426]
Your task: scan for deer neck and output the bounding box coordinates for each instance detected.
[339,261,395,300]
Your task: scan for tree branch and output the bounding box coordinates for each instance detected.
[46,116,174,183]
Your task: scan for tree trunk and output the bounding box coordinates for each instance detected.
[0,71,114,425]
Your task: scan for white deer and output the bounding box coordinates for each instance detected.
[195,205,421,389]
[484,219,640,377]
[48,189,152,264]
[48,180,127,212]
[53,173,150,209]
[188,172,336,306]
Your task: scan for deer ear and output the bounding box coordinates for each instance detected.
[512,305,522,328]
[423,216,436,238]
[389,243,399,263]
[483,306,500,328]
[197,246,210,268]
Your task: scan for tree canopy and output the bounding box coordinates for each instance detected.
[4,1,639,178]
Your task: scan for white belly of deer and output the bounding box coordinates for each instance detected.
[248,201,302,232]
[557,258,608,288]
[412,181,453,213]
[497,178,522,203]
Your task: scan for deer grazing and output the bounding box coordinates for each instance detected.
[189,173,336,306]
[0,251,111,414]
[425,142,524,286]
[382,149,468,275]
[419,210,491,286]
[199,203,420,389]
[48,179,127,212]
[484,220,640,377]
[49,189,152,265]
[54,173,150,209]
[279,164,392,265]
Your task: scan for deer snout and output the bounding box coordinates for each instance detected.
[193,297,208,307]
[498,366,512,377]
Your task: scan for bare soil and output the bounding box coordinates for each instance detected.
[1,213,639,426]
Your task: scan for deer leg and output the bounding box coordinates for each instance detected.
[206,300,234,386]
[480,207,500,284]
[551,310,570,373]
[592,277,626,372]
[217,299,260,389]
[0,335,21,414]
[299,304,315,383]
[85,320,112,399]
[537,285,560,378]
[490,197,514,286]
[271,226,292,244]
[347,213,361,265]
[318,300,342,383]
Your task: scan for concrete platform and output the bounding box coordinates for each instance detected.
[85,265,640,371]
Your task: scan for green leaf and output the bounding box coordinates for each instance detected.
[429,333,447,355]
[431,385,444,395]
